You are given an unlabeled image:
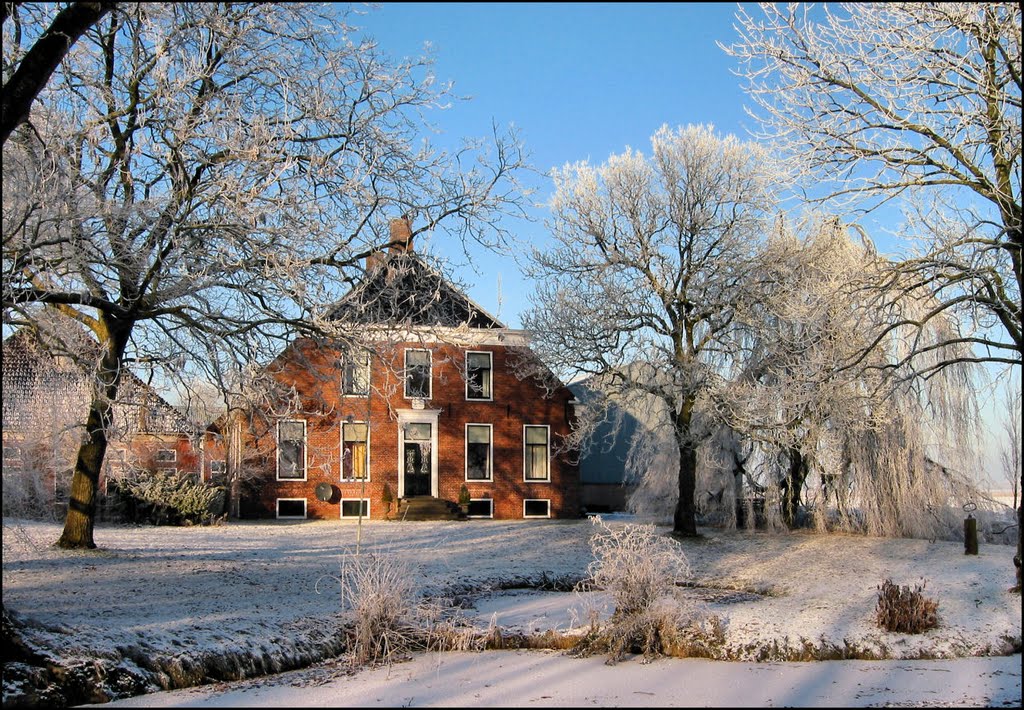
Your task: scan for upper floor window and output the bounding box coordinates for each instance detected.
[523,425,550,481]
[466,351,493,401]
[277,420,306,480]
[342,352,370,396]
[155,448,176,464]
[404,349,431,399]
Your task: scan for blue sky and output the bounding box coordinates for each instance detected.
[355,2,755,329]
[355,3,1015,485]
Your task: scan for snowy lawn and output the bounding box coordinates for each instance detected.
[2,515,1021,706]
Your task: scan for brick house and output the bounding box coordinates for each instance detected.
[1,328,207,518]
[247,218,581,521]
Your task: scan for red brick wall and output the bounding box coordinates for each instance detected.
[250,338,580,520]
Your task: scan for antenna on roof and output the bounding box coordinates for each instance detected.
[496,273,503,320]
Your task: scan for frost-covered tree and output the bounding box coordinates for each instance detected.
[522,124,778,537]
[2,3,528,549]
[725,0,1021,588]
[718,216,983,538]
[1,1,116,145]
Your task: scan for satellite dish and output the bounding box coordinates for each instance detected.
[315,482,333,502]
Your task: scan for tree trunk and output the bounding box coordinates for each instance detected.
[671,405,699,537]
[56,319,132,549]
[226,412,243,519]
[1015,495,1021,592]
[781,447,810,529]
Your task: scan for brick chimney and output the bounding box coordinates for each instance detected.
[389,215,413,254]
[366,216,414,271]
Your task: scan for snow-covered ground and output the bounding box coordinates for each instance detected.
[2,515,1021,707]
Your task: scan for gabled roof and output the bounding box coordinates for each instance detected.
[328,251,505,330]
[2,328,198,437]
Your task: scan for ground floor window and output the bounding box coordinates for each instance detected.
[276,498,307,519]
[341,422,370,481]
[277,420,307,480]
[523,425,550,481]
[523,499,550,518]
[465,424,492,481]
[467,498,493,518]
[210,460,226,480]
[3,445,23,464]
[340,498,370,519]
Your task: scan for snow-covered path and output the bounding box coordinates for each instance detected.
[87,651,1023,708]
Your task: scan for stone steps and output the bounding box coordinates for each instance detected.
[397,497,465,521]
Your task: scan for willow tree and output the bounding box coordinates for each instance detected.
[1,3,527,549]
[725,0,1021,588]
[718,216,982,537]
[522,124,778,537]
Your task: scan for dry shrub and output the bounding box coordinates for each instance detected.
[875,578,939,633]
[338,552,418,665]
[335,552,480,666]
[572,517,722,663]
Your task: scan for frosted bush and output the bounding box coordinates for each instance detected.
[583,516,690,616]
[573,516,722,662]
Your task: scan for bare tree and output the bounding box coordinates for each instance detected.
[522,124,779,537]
[2,3,528,548]
[725,0,1022,590]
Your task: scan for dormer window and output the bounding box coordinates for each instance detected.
[404,349,431,399]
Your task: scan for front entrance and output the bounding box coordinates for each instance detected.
[399,418,436,498]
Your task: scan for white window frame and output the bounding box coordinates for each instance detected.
[341,421,371,482]
[3,445,23,462]
[276,497,307,519]
[342,351,371,397]
[404,348,432,400]
[277,419,308,481]
[155,448,177,463]
[468,498,494,519]
[523,498,551,519]
[523,425,551,482]
[210,459,226,476]
[340,498,371,519]
[465,350,493,401]
[464,423,493,482]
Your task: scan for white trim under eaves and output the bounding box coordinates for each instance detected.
[330,323,533,348]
